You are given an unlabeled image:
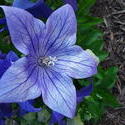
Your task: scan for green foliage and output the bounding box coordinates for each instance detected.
[20,112,49,125]
[4,0,13,4]
[78,68,120,124]
[4,0,37,4]
[37,108,50,123]
[0,0,120,125]
[67,115,84,125]
[76,1,120,124]
[96,67,118,89]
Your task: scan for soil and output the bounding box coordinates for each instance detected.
[92,0,125,125]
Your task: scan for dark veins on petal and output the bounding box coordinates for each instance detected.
[45,69,73,113]
[43,14,69,56]
[0,65,37,99]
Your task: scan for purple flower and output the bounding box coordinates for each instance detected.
[50,111,66,125]
[12,0,77,18]
[0,119,4,125]
[0,0,52,32]
[12,0,77,17]
[13,0,53,18]
[0,5,98,118]
[0,51,17,125]
[0,51,41,121]
[0,0,77,32]
[63,0,77,10]
[77,82,93,103]
[50,83,93,125]
[0,103,12,118]
[0,51,18,78]
[18,100,41,116]
[0,103,13,125]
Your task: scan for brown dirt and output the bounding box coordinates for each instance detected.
[92,0,125,125]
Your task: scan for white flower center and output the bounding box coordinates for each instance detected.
[38,56,57,67]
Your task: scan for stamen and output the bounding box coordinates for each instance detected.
[38,56,57,67]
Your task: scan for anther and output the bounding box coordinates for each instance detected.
[38,56,57,67]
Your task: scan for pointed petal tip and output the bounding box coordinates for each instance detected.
[40,70,76,118]
[69,110,76,119]
[63,0,77,10]
[86,49,100,65]
[1,5,45,55]
[53,45,98,79]
[60,4,74,11]
[51,106,76,119]
[64,4,73,8]
[44,94,76,119]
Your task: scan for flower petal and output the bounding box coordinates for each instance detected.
[40,69,76,118]
[77,84,93,103]
[0,1,52,32]
[0,59,10,78]
[13,0,53,18]
[62,0,77,10]
[53,45,98,79]
[19,100,41,115]
[42,4,77,56]
[0,104,12,117]
[26,0,53,18]
[0,57,41,102]
[13,0,36,9]
[1,6,45,55]
[0,51,6,59]
[50,111,65,125]
[0,18,6,25]
[0,51,18,78]
[0,119,4,125]
[0,18,7,32]
[6,51,19,62]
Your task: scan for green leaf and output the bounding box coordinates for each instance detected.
[95,89,120,108]
[78,96,105,122]
[37,109,50,123]
[78,0,96,16]
[23,112,36,121]
[67,115,84,125]
[96,67,118,89]
[86,97,104,118]
[4,0,13,4]
[78,16,103,28]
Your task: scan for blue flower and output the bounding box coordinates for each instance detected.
[50,83,93,125]
[0,51,41,124]
[0,103,13,125]
[12,0,53,18]
[0,51,17,125]
[50,111,66,125]
[0,5,98,118]
[0,103,12,118]
[0,51,6,59]
[77,81,93,103]
[61,0,77,10]
[0,0,52,32]
[18,100,41,116]
[0,51,18,78]
[0,0,77,32]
